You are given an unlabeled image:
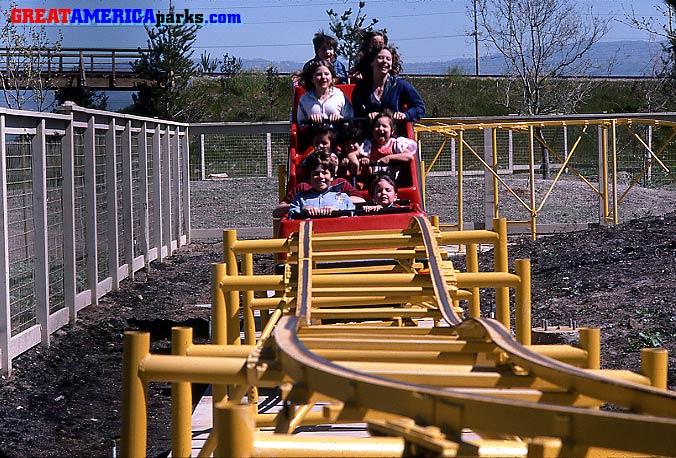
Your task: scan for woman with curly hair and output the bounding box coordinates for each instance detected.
[351,45,425,123]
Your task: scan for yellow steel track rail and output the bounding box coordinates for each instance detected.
[122,217,675,457]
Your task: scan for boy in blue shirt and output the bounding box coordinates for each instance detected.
[302,32,348,84]
[288,148,355,219]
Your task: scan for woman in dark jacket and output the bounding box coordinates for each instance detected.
[351,45,425,123]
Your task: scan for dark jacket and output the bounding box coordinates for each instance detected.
[351,75,425,122]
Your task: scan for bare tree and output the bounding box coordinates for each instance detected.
[0,2,62,111]
[478,0,610,177]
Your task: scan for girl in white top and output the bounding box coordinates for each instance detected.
[297,59,353,124]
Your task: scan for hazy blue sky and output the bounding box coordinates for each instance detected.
[5,0,672,63]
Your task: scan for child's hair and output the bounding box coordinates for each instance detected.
[339,124,363,146]
[304,147,337,176]
[366,45,402,76]
[370,172,398,197]
[311,124,337,147]
[301,59,336,90]
[360,30,388,51]
[312,31,338,54]
[372,109,396,135]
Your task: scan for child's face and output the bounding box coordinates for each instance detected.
[343,138,361,154]
[317,45,335,61]
[312,65,333,90]
[373,179,397,205]
[369,35,385,50]
[309,166,333,192]
[373,117,393,145]
[313,133,332,149]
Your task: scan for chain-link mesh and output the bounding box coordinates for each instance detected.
[131,133,142,258]
[46,137,65,314]
[190,132,289,179]
[74,131,87,293]
[147,134,156,248]
[6,136,35,335]
[116,132,126,267]
[95,133,109,281]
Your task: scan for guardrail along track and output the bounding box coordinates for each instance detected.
[121,217,676,457]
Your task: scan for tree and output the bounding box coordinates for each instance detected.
[54,86,108,110]
[327,1,380,71]
[198,51,220,74]
[0,1,62,111]
[478,0,609,177]
[130,5,200,120]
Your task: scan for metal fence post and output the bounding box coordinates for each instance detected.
[31,119,51,346]
[483,127,495,229]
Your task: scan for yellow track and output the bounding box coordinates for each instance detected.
[121,217,676,457]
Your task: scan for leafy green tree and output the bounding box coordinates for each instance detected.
[130,5,200,120]
[327,1,379,70]
[0,1,62,111]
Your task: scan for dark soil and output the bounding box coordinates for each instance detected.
[0,192,675,456]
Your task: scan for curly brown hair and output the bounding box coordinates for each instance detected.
[365,45,402,76]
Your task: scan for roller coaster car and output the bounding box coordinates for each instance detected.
[276,84,426,239]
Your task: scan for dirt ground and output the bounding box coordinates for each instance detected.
[0,178,675,457]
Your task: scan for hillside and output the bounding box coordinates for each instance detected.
[240,40,667,77]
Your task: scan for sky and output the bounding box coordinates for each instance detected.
[3,0,673,64]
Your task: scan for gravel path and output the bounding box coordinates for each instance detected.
[190,175,676,230]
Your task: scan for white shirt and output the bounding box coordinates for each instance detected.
[297,87,353,123]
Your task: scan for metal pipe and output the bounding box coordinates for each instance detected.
[120,331,149,458]
[641,348,668,389]
[493,218,510,330]
[171,327,192,458]
[233,238,290,254]
[515,259,531,345]
[455,272,520,288]
[211,263,227,346]
[187,344,255,358]
[529,126,537,239]
[458,130,464,231]
[224,230,241,346]
[242,253,256,345]
[215,402,256,458]
[466,242,481,318]
[139,354,248,384]
[579,328,601,370]
[252,435,404,457]
[439,230,499,244]
[493,127,499,218]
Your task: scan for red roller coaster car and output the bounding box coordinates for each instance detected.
[275,84,426,239]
